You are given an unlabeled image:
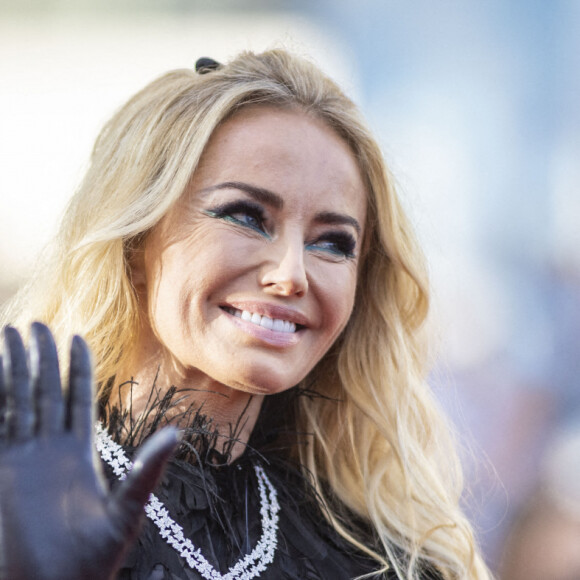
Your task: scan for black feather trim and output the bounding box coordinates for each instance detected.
[99,378,391,579]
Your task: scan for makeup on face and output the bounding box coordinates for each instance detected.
[133,106,367,397]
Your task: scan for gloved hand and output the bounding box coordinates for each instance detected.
[0,323,179,580]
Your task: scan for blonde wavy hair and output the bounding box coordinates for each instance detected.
[2,49,491,580]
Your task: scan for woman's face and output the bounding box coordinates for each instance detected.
[135,106,366,395]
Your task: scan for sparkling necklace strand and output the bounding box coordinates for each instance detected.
[95,423,280,580]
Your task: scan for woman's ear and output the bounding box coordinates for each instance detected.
[125,237,148,294]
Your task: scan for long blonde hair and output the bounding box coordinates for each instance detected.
[2,49,491,579]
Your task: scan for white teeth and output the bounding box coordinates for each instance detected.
[227,307,298,333]
[260,316,273,330]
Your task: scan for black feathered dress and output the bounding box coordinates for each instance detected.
[99,385,421,580]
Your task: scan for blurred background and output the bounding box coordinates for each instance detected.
[1,1,579,576]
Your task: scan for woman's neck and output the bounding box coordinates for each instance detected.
[108,352,264,462]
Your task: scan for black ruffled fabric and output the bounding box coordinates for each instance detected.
[104,448,384,579]
[99,387,423,580]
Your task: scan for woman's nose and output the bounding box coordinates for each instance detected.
[260,240,308,298]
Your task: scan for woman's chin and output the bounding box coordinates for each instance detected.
[221,366,302,397]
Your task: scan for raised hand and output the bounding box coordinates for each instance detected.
[0,323,179,580]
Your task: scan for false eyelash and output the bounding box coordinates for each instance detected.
[204,201,356,258]
[309,231,357,259]
[204,200,269,237]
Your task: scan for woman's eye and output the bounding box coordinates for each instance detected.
[204,201,269,237]
[307,232,356,260]
[231,211,263,229]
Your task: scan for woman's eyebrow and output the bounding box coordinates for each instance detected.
[200,181,284,210]
[314,211,361,236]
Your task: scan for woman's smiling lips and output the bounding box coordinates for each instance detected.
[219,302,309,347]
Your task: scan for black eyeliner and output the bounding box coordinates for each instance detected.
[308,231,357,259]
[204,199,264,217]
[203,200,270,238]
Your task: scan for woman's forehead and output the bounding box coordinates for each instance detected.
[190,106,367,217]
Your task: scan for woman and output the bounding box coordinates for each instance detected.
[0,50,491,579]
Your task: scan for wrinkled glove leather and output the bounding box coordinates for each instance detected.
[0,323,178,580]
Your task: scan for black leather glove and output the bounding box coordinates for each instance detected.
[0,323,179,580]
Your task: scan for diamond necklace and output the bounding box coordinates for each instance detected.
[95,423,280,580]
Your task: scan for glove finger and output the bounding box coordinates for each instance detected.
[3,326,34,442]
[111,427,179,530]
[0,355,7,443]
[30,322,64,437]
[66,335,94,444]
